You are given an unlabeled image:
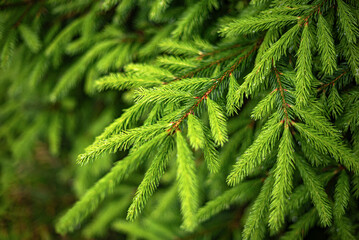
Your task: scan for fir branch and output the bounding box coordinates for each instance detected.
[227,114,283,186]
[273,66,291,123]
[45,17,84,57]
[157,55,198,71]
[187,114,205,150]
[227,74,241,115]
[242,175,274,240]
[287,172,336,214]
[254,28,281,65]
[297,0,330,25]
[236,24,300,108]
[333,170,350,219]
[317,14,337,75]
[83,194,133,238]
[171,46,245,82]
[176,131,199,231]
[286,185,311,213]
[127,138,173,221]
[280,208,318,240]
[77,123,168,165]
[251,89,278,120]
[149,0,172,20]
[207,98,228,146]
[0,30,17,68]
[12,1,34,28]
[169,42,260,133]
[197,43,241,59]
[353,176,359,199]
[295,23,314,108]
[318,71,347,92]
[160,39,201,56]
[327,86,343,119]
[172,0,219,39]
[339,37,359,82]
[295,156,332,226]
[135,87,195,105]
[337,0,359,44]
[197,179,261,223]
[269,127,295,232]
[291,105,340,138]
[125,63,174,79]
[50,39,119,101]
[165,78,214,92]
[94,101,149,141]
[18,24,42,53]
[220,15,299,37]
[332,216,356,240]
[112,220,163,240]
[56,133,168,234]
[202,125,220,174]
[96,73,162,91]
[5,1,359,238]
[293,122,359,174]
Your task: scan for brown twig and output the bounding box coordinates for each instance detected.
[317,71,347,92]
[168,47,246,84]
[0,1,31,10]
[13,2,33,28]
[273,64,291,126]
[298,0,328,25]
[168,41,261,134]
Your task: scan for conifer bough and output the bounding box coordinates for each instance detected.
[1,0,359,239]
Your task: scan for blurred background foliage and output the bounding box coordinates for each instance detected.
[0,0,157,239]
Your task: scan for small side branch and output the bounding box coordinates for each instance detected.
[273,65,291,126]
[171,47,246,83]
[318,71,347,92]
[168,42,261,133]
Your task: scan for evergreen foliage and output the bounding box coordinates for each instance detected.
[1,0,359,239]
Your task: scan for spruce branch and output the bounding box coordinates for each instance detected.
[295,23,314,108]
[207,98,228,146]
[293,122,359,173]
[337,0,359,44]
[280,208,318,240]
[176,131,199,231]
[318,70,347,92]
[237,24,300,106]
[6,0,359,238]
[273,65,291,124]
[197,43,242,59]
[333,170,350,220]
[298,0,330,25]
[227,114,283,186]
[317,13,337,75]
[295,155,332,226]
[187,114,205,150]
[168,42,260,133]
[170,45,246,83]
[197,179,262,223]
[127,138,173,221]
[242,175,274,240]
[77,123,168,165]
[56,133,169,234]
[220,15,299,37]
[269,127,295,232]
[202,125,220,173]
[12,1,35,28]
[251,89,278,120]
